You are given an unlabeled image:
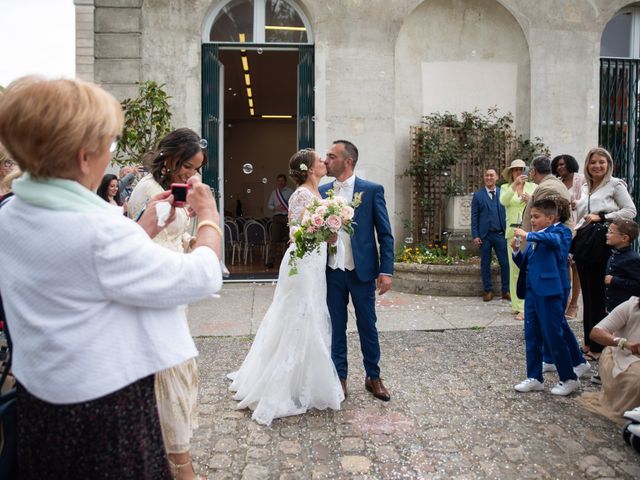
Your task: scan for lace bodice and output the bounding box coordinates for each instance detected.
[288,186,318,224]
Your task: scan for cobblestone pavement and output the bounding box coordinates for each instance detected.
[191,324,640,479]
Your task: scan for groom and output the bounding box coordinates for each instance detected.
[320,140,395,401]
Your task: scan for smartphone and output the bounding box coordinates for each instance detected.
[171,183,189,207]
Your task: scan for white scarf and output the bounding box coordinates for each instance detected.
[12,173,121,214]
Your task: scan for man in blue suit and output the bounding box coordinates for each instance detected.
[321,140,394,402]
[471,169,510,301]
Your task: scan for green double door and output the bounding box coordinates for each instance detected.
[200,43,314,196]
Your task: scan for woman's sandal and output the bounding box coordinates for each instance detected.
[169,459,207,480]
[584,352,600,362]
[565,304,578,319]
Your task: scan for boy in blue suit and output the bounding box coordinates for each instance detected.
[511,198,582,396]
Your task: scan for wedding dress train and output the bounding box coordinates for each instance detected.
[227,187,344,426]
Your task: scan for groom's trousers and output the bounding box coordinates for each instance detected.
[326,268,381,380]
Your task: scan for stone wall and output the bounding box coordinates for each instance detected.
[79,0,638,243]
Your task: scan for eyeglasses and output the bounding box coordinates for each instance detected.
[2,159,15,168]
[109,136,121,154]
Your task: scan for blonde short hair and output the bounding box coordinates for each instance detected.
[584,147,613,190]
[0,142,9,164]
[0,76,123,179]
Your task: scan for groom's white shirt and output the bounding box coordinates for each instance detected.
[328,173,355,271]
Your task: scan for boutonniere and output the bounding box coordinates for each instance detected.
[352,191,364,208]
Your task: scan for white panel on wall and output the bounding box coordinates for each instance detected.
[422,61,517,118]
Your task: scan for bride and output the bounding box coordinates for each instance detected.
[227,148,344,426]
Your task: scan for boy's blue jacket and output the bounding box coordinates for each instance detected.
[512,223,572,299]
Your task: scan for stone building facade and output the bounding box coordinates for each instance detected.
[75,0,637,240]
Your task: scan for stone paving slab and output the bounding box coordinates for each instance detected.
[188,284,523,337]
[191,326,640,479]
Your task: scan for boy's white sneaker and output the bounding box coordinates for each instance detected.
[550,379,580,396]
[514,378,544,392]
[574,362,592,379]
[624,406,640,423]
[628,423,640,436]
[542,362,557,373]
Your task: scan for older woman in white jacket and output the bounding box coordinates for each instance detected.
[574,147,637,361]
[0,77,222,479]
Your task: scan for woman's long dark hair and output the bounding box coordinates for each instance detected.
[96,173,122,205]
[145,128,209,190]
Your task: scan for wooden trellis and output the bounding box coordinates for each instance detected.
[409,125,517,245]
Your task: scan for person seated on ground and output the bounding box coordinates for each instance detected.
[578,297,640,424]
[511,198,588,396]
[605,219,640,313]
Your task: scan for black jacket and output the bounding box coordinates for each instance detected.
[606,246,640,312]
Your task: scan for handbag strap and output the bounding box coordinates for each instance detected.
[0,291,12,392]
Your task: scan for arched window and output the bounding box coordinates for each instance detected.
[601,6,640,58]
[207,0,312,44]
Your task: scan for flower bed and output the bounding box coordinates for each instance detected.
[393,245,500,296]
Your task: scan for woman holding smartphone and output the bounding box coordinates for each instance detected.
[0,77,222,479]
[128,128,208,480]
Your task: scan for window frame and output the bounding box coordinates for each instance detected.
[203,0,313,44]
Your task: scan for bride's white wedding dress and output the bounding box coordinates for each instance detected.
[227,186,344,426]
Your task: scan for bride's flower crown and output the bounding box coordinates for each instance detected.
[298,164,308,172]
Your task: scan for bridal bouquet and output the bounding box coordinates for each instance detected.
[288,190,363,275]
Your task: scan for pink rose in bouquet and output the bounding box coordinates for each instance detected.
[288,189,363,275]
[326,214,342,232]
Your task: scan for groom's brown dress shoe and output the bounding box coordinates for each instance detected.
[340,379,348,399]
[365,377,390,401]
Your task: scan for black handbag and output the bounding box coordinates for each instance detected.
[0,293,17,480]
[570,195,609,263]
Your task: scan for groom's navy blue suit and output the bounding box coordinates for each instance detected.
[320,177,394,380]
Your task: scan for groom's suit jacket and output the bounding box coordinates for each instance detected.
[320,177,394,283]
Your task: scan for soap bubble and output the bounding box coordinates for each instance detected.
[443,171,449,176]
[198,138,208,149]
[421,228,427,234]
[311,116,316,122]
[461,245,467,251]
[404,236,413,244]
[242,163,254,174]
[262,177,268,184]
[246,188,252,194]
[257,48,263,54]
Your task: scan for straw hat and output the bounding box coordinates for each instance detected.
[502,159,527,182]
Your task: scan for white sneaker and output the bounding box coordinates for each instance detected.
[514,378,544,392]
[624,406,640,423]
[550,379,580,396]
[628,423,640,436]
[574,362,592,379]
[543,362,557,373]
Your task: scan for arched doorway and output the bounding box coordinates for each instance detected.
[202,0,314,280]
[599,4,640,220]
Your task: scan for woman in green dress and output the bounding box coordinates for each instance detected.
[500,159,537,320]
